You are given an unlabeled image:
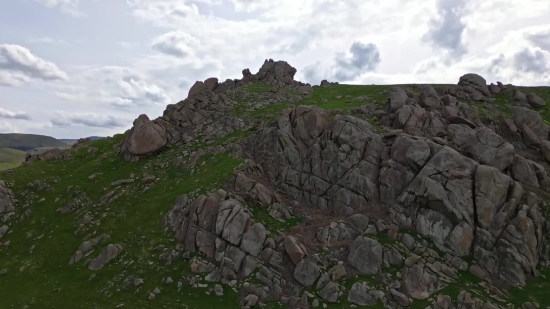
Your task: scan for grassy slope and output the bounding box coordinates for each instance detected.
[0,133,69,151]
[26,145,72,155]
[0,82,549,308]
[0,147,26,171]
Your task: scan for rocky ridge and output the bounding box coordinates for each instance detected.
[115,59,550,308]
[1,59,549,308]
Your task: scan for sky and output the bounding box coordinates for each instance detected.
[0,0,549,139]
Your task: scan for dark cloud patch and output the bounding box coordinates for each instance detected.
[0,108,31,120]
[487,53,505,74]
[51,113,129,129]
[513,48,548,74]
[302,61,324,85]
[275,24,321,55]
[333,41,381,81]
[422,0,467,58]
[300,41,381,83]
[527,31,550,53]
[179,80,190,89]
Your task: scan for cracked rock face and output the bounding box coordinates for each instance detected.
[249,107,384,215]
[0,180,15,215]
[153,61,550,306]
[246,101,547,288]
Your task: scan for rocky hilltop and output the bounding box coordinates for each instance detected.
[1,59,550,309]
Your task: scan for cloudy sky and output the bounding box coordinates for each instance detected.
[0,0,549,138]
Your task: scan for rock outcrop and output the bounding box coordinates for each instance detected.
[0,180,15,215]
[115,59,550,307]
[88,243,123,270]
[118,114,170,161]
[118,59,307,161]
[22,148,70,165]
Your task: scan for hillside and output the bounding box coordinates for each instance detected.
[0,147,26,171]
[0,133,69,151]
[1,60,550,309]
[59,136,106,146]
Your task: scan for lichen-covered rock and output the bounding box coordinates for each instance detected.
[527,92,546,108]
[541,140,550,162]
[240,223,266,257]
[0,180,15,215]
[401,263,446,299]
[283,235,307,265]
[510,106,549,143]
[348,282,383,306]
[293,256,321,287]
[347,236,383,275]
[249,106,384,215]
[119,114,168,161]
[88,243,123,270]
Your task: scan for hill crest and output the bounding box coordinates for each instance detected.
[1,59,550,309]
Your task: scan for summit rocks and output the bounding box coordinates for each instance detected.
[151,60,550,308]
[118,59,305,161]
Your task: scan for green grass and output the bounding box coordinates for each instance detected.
[1,80,550,308]
[248,205,301,231]
[26,145,72,155]
[470,86,550,122]
[521,87,550,124]
[301,84,392,111]
[240,82,273,93]
[0,133,68,151]
[0,135,246,308]
[0,147,26,171]
[508,268,550,307]
[208,129,255,146]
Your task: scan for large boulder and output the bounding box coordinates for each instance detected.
[527,93,546,108]
[240,223,266,257]
[394,146,478,256]
[0,180,15,215]
[293,256,321,287]
[541,140,550,162]
[283,235,307,265]
[256,59,297,85]
[458,73,491,97]
[401,264,446,299]
[510,106,549,142]
[347,236,383,275]
[23,148,69,165]
[88,244,123,270]
[119,114,168,161]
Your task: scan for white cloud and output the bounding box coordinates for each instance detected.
[34,0,83,16]
[0,108,32,120]
[52,65,172,108]
[28,37,70,45]
[0,121,17,133]
[0,44,68,87]
[151,30,201,58]
[50,111,130,128]
[1,0,550,139]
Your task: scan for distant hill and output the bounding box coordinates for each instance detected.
[0,147,26,171]
[0,133,69,151]
[58,136,106,145]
